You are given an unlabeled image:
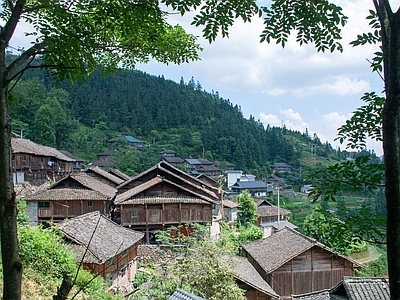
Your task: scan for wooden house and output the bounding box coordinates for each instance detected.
[222,199,239,222]
[114,161,221,243]
[108,168,132,181]
[292,276,390,300]
[84,166,125,187]
[242,227,362,299]
[26,173,117,224]
[108,135,144,150]
[11,138,77,185]
[233,256,279,300]
[58,211,144,292]
[265,174,286,189]
[182,158,223,177]
[90,149,117,168]
[231,180,273,198]
[270,163,292,173]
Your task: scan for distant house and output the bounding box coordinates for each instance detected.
[84,166,125,187]
[58,211,144,291]
[270,163,292,173]
[231,180,273,198]
[292,276,390,300]
[265,174,286,189]
[255,199,295,237]
[222,199,239,222]
[226,170,244,190]
[183,158,223,177]
[242,227,362,299]
[108,168,132,181]
[160,149,184,167]
[26,173,116,224]
[114,161,221,243]
[90,149,117,168]
[11,138,77,185]
[59,150,85,172]
[108,135,144,150]
[233,256,280,300]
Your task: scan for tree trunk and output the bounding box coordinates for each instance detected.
[379,1,400,299]
[0,41,22,299]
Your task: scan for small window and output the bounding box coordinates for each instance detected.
[131,211,137,219]
[120,249,128,257]
[107,257,115,266]
[38,201,50,209]
[87,201,93,208]
[151,210,157,217]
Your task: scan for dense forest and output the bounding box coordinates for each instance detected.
[9,56,377,178]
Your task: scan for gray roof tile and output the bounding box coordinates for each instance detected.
[59,211,144,264]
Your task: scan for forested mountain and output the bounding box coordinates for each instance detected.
[10,58,359,178]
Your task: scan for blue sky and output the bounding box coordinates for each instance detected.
[136,0,387,156]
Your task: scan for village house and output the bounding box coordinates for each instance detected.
[84,166,125,187]
[108,168,132,181]
[231,180,273,198]
[89,149,117,168]
[113,161,221,243]
[264,174,286,189]
[222,199,239,223]
[108,135,144,150]
[242,227,362,299]
[160,149,184,167]
[169,289,207,300]
[255,199,296,237]
[270,163,292,173]
[232,256,280,300]
[26,173,117,224]
[58,211,144,294]
[59,150,85,172]
[292,276,390,300]
[182,158,223,177]
[11,138,78,185]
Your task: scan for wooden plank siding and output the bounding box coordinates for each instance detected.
[270,246,354,298]
[38,200,107,221]
[120,203,212,226]
[83,241,140,277]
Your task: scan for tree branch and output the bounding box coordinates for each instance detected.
[0,0,26,47]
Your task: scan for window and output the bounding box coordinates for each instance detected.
[38,201,50,209]
[107,257,115,266]
[120,249,128,257]
[151,210,158,217]
[87,201,93,208]
[131,211,137,219]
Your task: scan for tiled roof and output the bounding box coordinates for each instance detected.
[59,211,144,264]
[169,289,207,300]
[242,227,361,273]
[28,188,110,201]
[339,277,390,300]
[292,290,332,300]
[222,199,239,209]
[232,256,279,299]
[163,157,184,164]
[115,196,211,205]
[119,162,220,200]
[255,199,291,217]
[28,173,117,201]
[108,168,131,181]
[59,150,85,162]
[231,181,269,189]
[115,176,217,205]
[11,138,75,162]
[85,166,125,185]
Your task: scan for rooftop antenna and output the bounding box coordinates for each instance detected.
[277,188,280,229]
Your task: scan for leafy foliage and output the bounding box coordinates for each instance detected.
[261,0,347,52]
[309,156,384,202]
[336,92,384,150]
[236,190,258,227]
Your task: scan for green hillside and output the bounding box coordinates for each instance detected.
[10,58,377,179]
